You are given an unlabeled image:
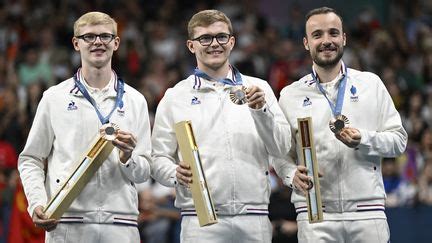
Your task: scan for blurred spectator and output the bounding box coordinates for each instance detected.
[137,180,180,243]
[147,21,181,66]
[381,67,405,110]
[422,51,432,90]
[418,160,432,205]
[23,82,45,126]
[401,91,428,144]
[269,176,297,243]
[382,158,417,207]
[17,45,53,88]
[421,90,432,129]
[0,87,25,152]
[267,39,303,96]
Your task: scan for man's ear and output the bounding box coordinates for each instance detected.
[72,37,80,51]
[186,40,195,54]
[229,35,235,51]
[113,36,120,51]
[303,37,309,50]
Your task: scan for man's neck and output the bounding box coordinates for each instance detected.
[81,66,112,89]
[314,62,342,83]
[198,63,230,80]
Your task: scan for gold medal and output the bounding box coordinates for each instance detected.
[229,86,247,105]
[329,115,349,134]
[100,123,120,141]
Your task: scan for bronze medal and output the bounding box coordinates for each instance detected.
[229,86,247,105]
[100,123,120,141]
[329,115,349,134]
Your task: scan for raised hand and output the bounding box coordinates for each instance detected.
[246,85,266,110]
[335,127,361,148]
[112,130,137,163]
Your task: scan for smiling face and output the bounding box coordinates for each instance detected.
[303,12,346,68]
[186,21,235,73]
[72,24,120,69]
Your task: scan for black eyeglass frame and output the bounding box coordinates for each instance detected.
[75,33,116,44]
[191,33,233,46]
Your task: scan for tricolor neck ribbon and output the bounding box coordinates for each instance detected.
[73,68,124,124]
[312,62,348,117]
[194,65,243,86]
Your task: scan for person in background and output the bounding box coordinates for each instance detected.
[418,160,432,205]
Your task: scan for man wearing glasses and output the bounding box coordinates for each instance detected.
[18,11,152,242]
[151,9,291,242]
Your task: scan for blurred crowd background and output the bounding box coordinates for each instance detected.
[0,0,432,242]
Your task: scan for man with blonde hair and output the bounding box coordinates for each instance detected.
[151,9,291,243]
[18,11,152,242]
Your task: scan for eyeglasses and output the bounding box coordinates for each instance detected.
[75,33,116,44]
[191,33,232,46]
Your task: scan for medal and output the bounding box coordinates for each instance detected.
[229,86,248,105]
[100,123,119,141]
[313,62,350,134]
[329,115,349,134]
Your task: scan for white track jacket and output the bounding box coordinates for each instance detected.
[278,67,407,220]
[18,76,151,225]
[151,72,292,216]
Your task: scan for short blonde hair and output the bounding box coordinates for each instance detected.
[73,11,117,36]
[187,10,233,39]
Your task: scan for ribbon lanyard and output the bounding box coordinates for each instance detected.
[194,65,243,86]
[73,69,124,124]
[313,63,348,117]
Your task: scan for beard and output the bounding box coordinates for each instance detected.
[312,46,344,68]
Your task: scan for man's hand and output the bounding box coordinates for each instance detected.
[335,127,361,148]
[292,165,322,196]
[113,130,137,163]
[246,85,266,110]
[176,161,193,186]
[32,205,58,232]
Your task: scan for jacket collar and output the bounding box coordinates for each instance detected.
[70,68,120,98]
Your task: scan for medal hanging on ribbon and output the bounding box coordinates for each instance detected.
[100,123,120,140]
[329,114,350,133]
[313,63,350,134]
[194,66,247,105]
[73,69,124,125]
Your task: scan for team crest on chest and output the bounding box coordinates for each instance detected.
[350,85,359,102]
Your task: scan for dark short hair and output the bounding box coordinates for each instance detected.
[305,7,343,29]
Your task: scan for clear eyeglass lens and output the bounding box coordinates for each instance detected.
[216,34,229,44]
[196,34,230,46]
[100,34,114,42]
[199,36,213,45]
[80,33,114,43]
